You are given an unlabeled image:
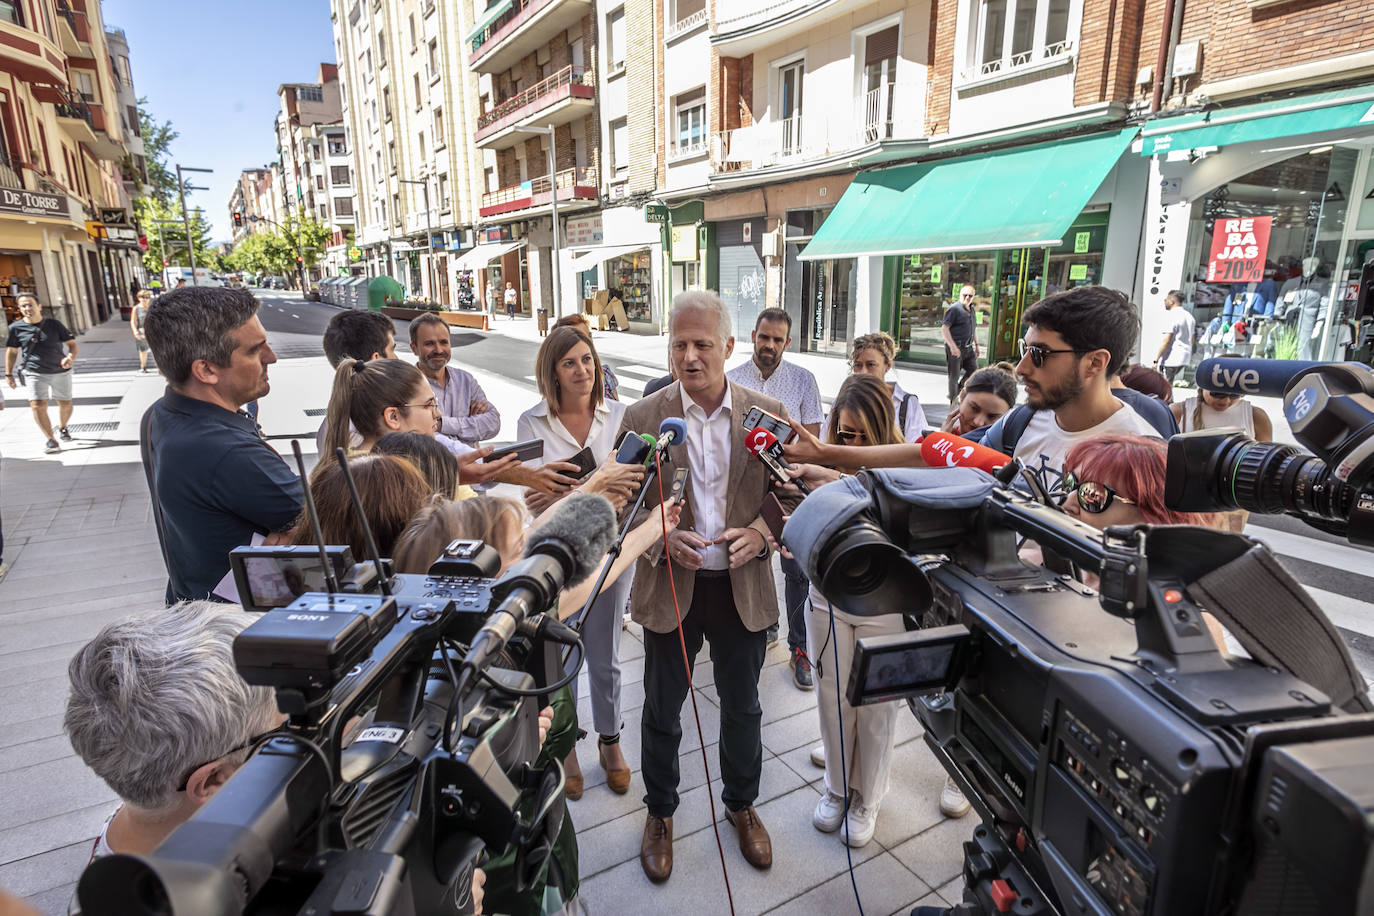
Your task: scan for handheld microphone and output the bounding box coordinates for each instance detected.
[657,417,687,452]
[1193,357,1366,398]
[919,430,1009,473]
[638,432,658,467]
[747,427,809,493]
[460,491,616,676]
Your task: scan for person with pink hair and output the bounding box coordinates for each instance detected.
[1060,434,1220,529]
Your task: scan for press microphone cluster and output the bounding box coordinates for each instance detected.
[747,426,810,492]
[919,430,1009,474]
[460,491,617,678]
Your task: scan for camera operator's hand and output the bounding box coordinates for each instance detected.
[716,527,767,569]
[665,529,712,570]
[782,418,829,465]
[458,446,520,486]
[579,453,644,510]
[471,867,486,915]
[537,705,554,749]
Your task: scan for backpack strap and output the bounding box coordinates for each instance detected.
[984,404,1036,456]
[898,394,911,433]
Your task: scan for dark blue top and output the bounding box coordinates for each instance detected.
[941,303,975,347]
[142,388,303,603]
[1113,388,1180,438]
[6,318,74,374]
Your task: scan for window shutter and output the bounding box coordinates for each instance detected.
[864,27,899,66]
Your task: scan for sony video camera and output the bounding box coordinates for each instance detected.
[783,371,1374,915]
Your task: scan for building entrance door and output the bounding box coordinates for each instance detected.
[801,257,854,356]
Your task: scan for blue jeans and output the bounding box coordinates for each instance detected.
[780,553,809,652]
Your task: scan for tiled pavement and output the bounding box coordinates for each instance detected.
[0,313,974,914]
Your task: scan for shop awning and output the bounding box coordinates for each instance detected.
[452,240,523,272]
[465,0,514,43]
[1138,85,1374,156]
[798,128,1137,261]
[569,244,648,272]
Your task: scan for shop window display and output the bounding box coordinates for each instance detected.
[607,250,651,322]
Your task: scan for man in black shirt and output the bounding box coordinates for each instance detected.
[5,295,78,454]
[941,285,979,403]
[141,287,303,603]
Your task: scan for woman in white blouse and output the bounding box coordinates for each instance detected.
[849,331,926,442]
[516,326,643,800]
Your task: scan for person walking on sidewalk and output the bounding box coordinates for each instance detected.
[504,281,518,320]
[942,285,980,404]
[5,295,78,454]
[130,290,153,373]
[726,307,823,689]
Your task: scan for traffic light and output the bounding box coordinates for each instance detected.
[162,258,169,268]
[296,256,303,267]
[232,212,243,229]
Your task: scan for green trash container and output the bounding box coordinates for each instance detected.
[367,276,404,312]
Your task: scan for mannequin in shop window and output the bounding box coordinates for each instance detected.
[1276,256,1330,360]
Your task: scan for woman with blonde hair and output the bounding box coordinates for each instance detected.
[129,289,153,373]
[849,331,925,441]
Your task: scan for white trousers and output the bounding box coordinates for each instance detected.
[804,595,905,807]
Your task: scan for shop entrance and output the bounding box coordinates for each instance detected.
[800,258,854,356]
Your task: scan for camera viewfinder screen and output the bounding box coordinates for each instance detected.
[244,556,330,609]
[865,644,955,694]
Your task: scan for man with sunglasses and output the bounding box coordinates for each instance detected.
[941,285,980,404]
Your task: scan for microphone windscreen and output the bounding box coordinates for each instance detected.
[639,433,659,467]
[746,426,778,455]
[919,431,1008,473]
[524,490,617,584]
[659,416,687,443]
[1192,357,1365,398]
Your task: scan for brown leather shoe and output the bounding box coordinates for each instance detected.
[598,735,631,795]
[640,815,673,882]
[725,805,772,869]
[563,747,583,801]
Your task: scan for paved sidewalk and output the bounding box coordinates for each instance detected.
[0,313,968,914]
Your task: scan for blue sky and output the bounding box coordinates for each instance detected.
[103,0,338,242]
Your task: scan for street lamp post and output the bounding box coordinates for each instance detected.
[508,125,562,318]
[175,164,212,286]
[398,176,435,302]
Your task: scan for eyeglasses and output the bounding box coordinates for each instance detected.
[835,428,867,442]
[1061,470,1136,514]
[400,398,439,413]
[176,729,276,791]
[1017,339,1092,368]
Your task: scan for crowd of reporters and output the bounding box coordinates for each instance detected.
[56,280,1266,913]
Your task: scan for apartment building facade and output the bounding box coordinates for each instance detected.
[0,0,141,332]
[1132,0,1374,369]
[273,64,343,285]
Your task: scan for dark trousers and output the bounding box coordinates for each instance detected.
[780,553,808,652]
[1161,364,1182,385]
[946,344,978,402]
[641,572,767,818]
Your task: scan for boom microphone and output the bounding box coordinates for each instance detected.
[460,491,617,677]
[1193,357,1366,398]
[747,427,809,493]
[919,430,1009,473]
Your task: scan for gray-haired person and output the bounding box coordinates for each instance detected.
[64,601,281,867]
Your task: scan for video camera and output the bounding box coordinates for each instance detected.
[783,362,1374,916]
[76,447,617,916]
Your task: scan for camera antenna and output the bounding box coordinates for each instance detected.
[334,446,393,597]
[291,440,339,595]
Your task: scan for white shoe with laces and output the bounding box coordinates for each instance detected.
[843,801,878,847]
[812,790,848,833]
[809,745,825,768]
[940,776,972,818]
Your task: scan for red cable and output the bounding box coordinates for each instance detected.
[655,450,736,915]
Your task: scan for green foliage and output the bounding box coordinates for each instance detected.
[135,97,179,207]
[1270,325,1301,361]
[225,215,332,278]
[136,196,215,274]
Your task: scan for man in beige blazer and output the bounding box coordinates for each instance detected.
[619,291,790,883]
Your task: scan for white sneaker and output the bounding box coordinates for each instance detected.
[812,790,847,833]
[940,776,971,818]
[809,745,825,768]
[843,801,878,847]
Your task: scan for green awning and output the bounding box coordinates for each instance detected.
[1139,85,1374,156]
[466,0,513,44]
[798,128,1137,261]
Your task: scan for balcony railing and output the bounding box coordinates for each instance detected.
[476,65,592,132]
[0,149,23,190]
[713,102,918,173]
[479,166,596,216]
[863,84,894,143]
[55,94,93,127]
[667,6,707,38]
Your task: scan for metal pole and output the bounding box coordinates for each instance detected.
[423,180,435,302]
[176,164,197,286]
[546,129,562,319]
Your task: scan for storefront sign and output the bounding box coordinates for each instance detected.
[1069,264,1088,281]
[565,215,603,246]
[670,226,698,262]
[812,267,826,340]
[1206,216,1273,283]
[929,264,942,284]
[348,246,363,261]
[99,208,128,225]
[1074,232,1091,254]
[645,204,668,223]
[105,226,139,246]
[0,188,66,218]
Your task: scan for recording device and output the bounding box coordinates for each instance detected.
[614,429,653,465]
[785,464,1374,915]
[1166,361,1374,545]
[747,426,809,493]
[742,405,792,444]
[669,467,689,504]
[230,545,354,612]
[483,438,544,463]
[1191,356,1367,397]
[759,492,787,541]
[920,430,1009,473]
[564,445,597,479]
[78,447,618,916]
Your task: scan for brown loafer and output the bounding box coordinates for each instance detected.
[563,748,583,801]
[724,805,772,869]
[640,814,673,882]
[598,735,631,795]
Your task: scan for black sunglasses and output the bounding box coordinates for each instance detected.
[176,729,276,791]
[1060,471,1136,515]
[1018,339,1092,368]
[834,427,867,442]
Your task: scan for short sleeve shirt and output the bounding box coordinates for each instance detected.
[7,317,74,374]
[726,359,823,426]
[942,304,975,347]
[1012,403,1161,494]
[1164,309,1196,367]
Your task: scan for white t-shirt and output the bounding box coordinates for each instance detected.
[1013,403,1161,494]
[1164,308,1196,367]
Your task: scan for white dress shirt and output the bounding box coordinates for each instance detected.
[681,383,733,570]
[726,358,824,427]
[516,397,627,468]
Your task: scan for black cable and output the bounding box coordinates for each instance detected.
[475,639,583,697]
[440,640,464,754]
